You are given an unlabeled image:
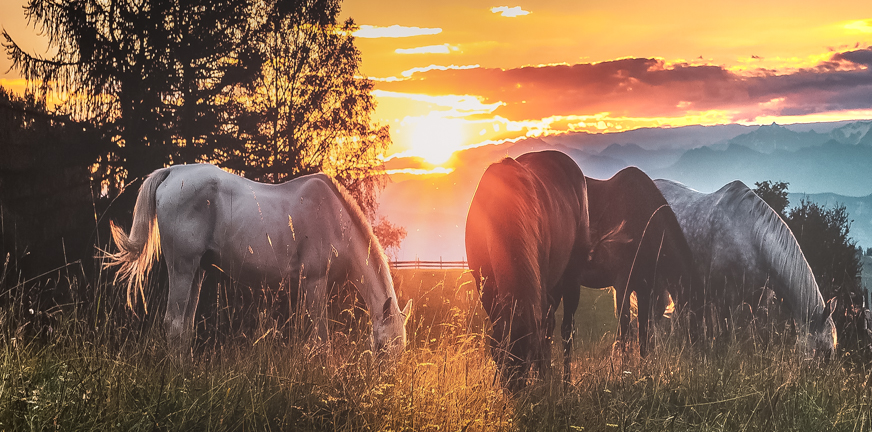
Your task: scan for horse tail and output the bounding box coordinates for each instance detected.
[105,167,172,312]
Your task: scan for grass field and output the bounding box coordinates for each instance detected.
[392,269,618,348]
[2,266,872,431]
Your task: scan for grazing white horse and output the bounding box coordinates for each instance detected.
[654,179,836,358]
[107,164,410,357]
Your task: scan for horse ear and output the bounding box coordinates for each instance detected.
[824,297,837,319]
[383,298,393,320]
[401,299,413,325]
[590,221,632,262]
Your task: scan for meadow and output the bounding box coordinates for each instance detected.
[1,266,871,431]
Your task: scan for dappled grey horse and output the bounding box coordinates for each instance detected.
[654,179,836,357]
[107,164,410,358]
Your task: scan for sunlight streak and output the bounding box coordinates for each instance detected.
[385,167,455,175]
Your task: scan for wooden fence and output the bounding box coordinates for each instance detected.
[390,259,468,269]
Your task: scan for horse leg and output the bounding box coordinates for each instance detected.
[615,284,632,354]
[561,284,580,384]
[542,298,557,381]
[637,288,652,357]
[165,258,205,359]
[303,275,329,348]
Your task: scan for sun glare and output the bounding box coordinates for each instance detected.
[408,117,466,165]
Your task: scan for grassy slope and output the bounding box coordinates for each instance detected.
[1,268,871,431]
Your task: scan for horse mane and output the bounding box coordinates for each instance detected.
[480,157,544,320]
[718,181,825,324]
[324,176,392,284]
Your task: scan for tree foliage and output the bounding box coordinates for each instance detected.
[753,180,790,218]
[219,0,390,217]
[3,0,389,217]
[0,85,115,291]
[372,217,407,261]
[786,199,862,296]
[785,198,867,351]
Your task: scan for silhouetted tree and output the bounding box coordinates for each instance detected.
[866,247,872,256]
[3,0,263,187]
[0,86,108,272]
[372,217,407,261]
[754,180,790,218]
[3,0,389,218]
[217,0,390,218]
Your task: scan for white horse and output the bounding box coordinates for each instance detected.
[107,164,410,357]
[654,179,836,358]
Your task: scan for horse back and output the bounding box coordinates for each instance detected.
[587,167,701,296]
[466,158,543,308]
[155,165,347,284]
[515,151,591,288]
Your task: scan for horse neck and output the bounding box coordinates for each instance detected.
[752,206,824,326]
[343,223,396,319]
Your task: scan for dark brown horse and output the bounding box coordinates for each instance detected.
[582,167,704,357]
[466,150,592,388]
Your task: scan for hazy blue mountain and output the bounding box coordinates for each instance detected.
[597,143,684,172]
[655,140,872,196]
[787,192,872,251]
[721,123,830,153]
[829,120,872,146]
[543,124,754,152]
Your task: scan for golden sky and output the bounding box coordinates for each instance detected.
[3,1,871,165]
[340,0,872,164]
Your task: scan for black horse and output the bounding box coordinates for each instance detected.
[466,150,592,388]
[582,167,704,357]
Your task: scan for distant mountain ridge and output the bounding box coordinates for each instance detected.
[787,192,872,250]
[714,123,831,153]
[381,119,872,259]
[652,140,872,196]
[708,120,872,153]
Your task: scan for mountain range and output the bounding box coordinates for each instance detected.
[787,192,872,252]
[380,120,872,261]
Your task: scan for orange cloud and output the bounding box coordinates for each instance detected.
[396,44,457,55]
[400,64,480,78]
[354,25,442,38]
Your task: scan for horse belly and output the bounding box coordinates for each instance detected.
[212,209,300,287]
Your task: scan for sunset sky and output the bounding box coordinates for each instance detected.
[3,1,872,166]
[339,0,872,165]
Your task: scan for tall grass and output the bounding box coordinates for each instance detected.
[2,263,871,431]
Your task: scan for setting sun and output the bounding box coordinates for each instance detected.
[407,116,466,165]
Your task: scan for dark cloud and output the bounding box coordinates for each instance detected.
[380,48,872,122]
[833,48,872,66]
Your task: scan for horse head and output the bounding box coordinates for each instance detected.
[581,220,633,287]
[801,297,837,360]
[372,297,412,360]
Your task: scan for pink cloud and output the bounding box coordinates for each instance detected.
[378,48,872,123]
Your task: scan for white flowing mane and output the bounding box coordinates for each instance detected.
[324,176,393,293]
[718,181,825,323]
